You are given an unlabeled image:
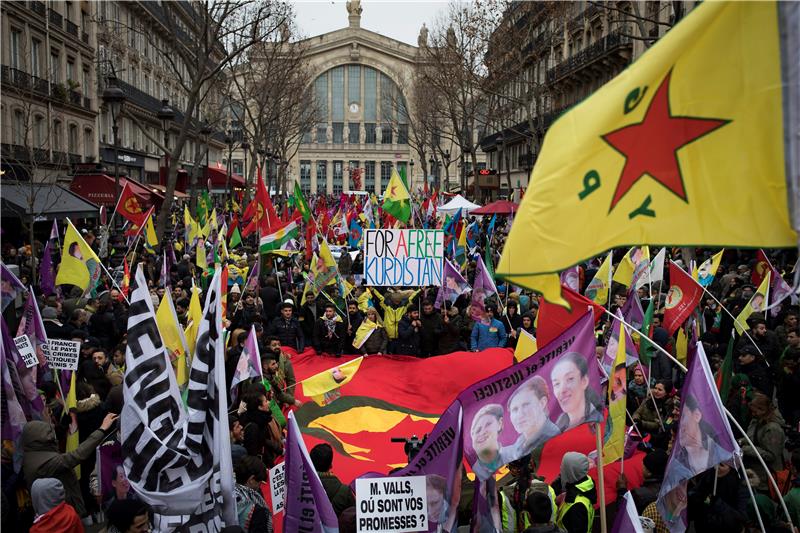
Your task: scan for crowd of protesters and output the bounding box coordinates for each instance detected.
[1,194,799,533]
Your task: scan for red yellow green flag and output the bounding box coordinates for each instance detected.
[498,2,797,306]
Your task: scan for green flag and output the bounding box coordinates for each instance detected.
[197,190,211,227]
[715,336,735,404]
[294,181,311,222]
[485,237,495,281]
[229,226,242,249]
[639,298,656,365]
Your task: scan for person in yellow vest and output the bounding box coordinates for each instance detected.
[522,491,564,533]
[368,288,420,348]
[555,452,596,533]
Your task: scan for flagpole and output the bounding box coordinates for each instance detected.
[98,260,130,305]
[606,251,613,311]
[693,282,766,360]
[608,308,794,528]
[593,423,608,533]
[738,455,766,533]
[726,409,792,526]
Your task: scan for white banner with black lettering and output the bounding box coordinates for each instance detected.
[121,266,236,531]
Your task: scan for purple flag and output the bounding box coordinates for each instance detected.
[611,491,644,533]
[17,289,51,391]
[284,410,340,533]
[620,287,644,330]
[0,321,27,443]
[247,260,260,293]
[767,262,798,317]
[470,255,498,324]
[359,401,464,532]
[40,240,56,296]
[657,340,740,533]
[560,266,581,292]
[159,254,168,289]
[229,326,262,403]
[459,311,602,480]
[602,311,640,376]
[435,259,470,310]
[1,263,26,312]
[3,318,43,418]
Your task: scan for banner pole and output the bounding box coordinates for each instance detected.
[738,455,766,533]
[594,423,608,533]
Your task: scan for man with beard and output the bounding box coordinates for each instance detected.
[419,300,443,357]
[262,336,301,409]
[345,300,364,350]
[314,303,346,357]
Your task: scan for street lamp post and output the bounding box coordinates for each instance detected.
[101,76,126,216]
[442,150,451,193]
[241,139,250,202]
[225,131,234,208]
[409,159,414,190]
[200,119,212,188]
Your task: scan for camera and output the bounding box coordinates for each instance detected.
[390,434,427,462]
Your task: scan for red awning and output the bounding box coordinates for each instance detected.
[470,200,519,215]
[70,174,153,208]
[206,166,245,188]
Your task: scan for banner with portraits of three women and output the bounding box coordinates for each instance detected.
[458,311,604,481]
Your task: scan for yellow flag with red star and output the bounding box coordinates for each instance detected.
[498,1,797,305]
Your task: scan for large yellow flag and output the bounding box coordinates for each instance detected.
[498,2,796,304]
[302,357,364,406]
[184,205,200,244]
[735,272,771,334]
[156,292,189,388]
[55,219,102,294]
[612,247,636,287]
[184,284,203,356]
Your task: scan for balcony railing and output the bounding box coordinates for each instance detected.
[83,96,91,109]
[48,8,63,29]
[52,151,68,163]
[68,90,82,106]
[81,31,89,44]
[30,1,46,17]
[69,153,82,165]
[65,20,79,37]
[546,32,631,84]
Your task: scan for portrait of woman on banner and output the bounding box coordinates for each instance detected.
[469,404,506,480]
[550,352,604,432]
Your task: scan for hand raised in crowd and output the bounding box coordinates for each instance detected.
[101,413,119,431]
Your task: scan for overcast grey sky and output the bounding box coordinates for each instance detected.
[291,1,450,45]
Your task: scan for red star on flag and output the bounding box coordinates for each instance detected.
[602,70,729,212]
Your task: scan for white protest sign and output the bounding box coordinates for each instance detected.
[355,475,428,533]
[363,229,444,287]
[13,335,38,368]
[46,339,81,370]
[268,461,285,515]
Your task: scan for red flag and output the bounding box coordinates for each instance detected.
[751,249,770,287]
[663,261,704,336]
[537,285,605,347]
[124,205,155,238]
[114,182,147,227]
[242,169,280,237]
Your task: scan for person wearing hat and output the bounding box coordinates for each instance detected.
[42,306,72,340]
[736,342,773,397]
[29,478,83,532]
[266,301,305,352]
[368,287,421,350]
[615,448,667,515]
[554,452,596,533]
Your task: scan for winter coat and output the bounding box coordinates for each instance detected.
[439,313,465,354]
[739,360,774,398]
[267,316,305,352]
[471,319,507,351]
[298,302,319,341]
[745,411,787,472]
[314,317,346,356]
[396,316,421,356]
[319,472,355,516]
[359,326,388,355]
[632,395,676,434]
[419,311,443,357]
[21,421,106,517]
[346,311,364,350]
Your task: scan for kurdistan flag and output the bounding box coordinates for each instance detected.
[381,167,411,223]
[497,1,797,305]
[259,220,300,254]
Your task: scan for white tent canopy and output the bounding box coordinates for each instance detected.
[438,194,481,214]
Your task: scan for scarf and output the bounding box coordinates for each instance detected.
[235,483,269,530]
[320,314,342,338]
[353,319,380,349]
